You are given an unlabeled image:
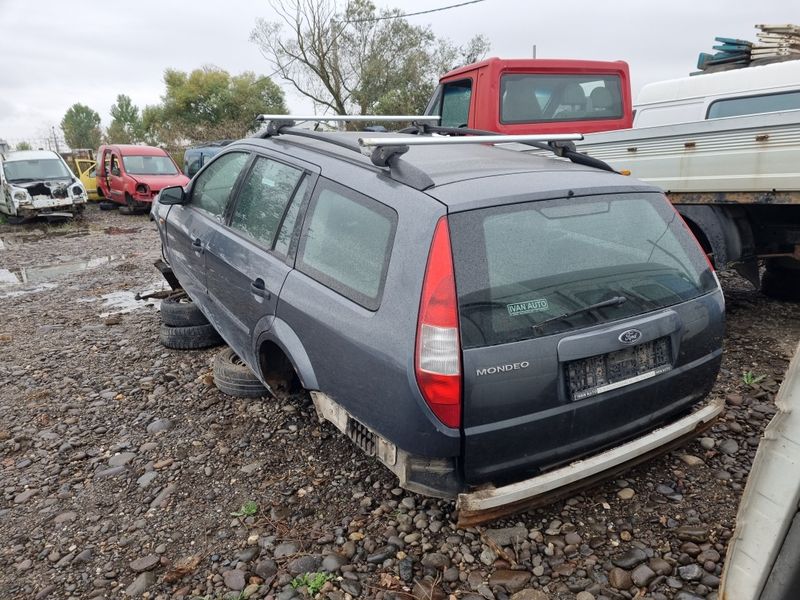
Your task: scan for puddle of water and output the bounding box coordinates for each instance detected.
[0,228,91,249]
[0,255,125,287]
[98,281,169,317]
[0,282,58,299]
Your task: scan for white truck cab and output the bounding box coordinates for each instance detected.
[634,59,800,127]
[0,150,87,222]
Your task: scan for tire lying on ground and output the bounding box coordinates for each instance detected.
[213,347,269,398]
[159,323,223,350]
[761,257,800,302]
[98,200,116,211]
[160,292,209,327]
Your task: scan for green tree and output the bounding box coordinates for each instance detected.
[143,67,287,148]
[60,103,102,149]
[15,141,32,151]
[251,0,489,116]
[107,94,142,144]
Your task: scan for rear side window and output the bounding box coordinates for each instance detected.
[440,79,472,128]
[191,152,249,217]
[274,177,309,258]
[297,182,396,310]
[450,193,717,348]
[707,90,800,119]
[500,74,623,123]
[229,157,304,249]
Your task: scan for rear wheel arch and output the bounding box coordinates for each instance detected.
[256,320,318,391]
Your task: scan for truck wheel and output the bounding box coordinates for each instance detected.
[160,292,209,327]
[213,347,268,398]
[99,201,116,211]
[159,323,223,350]
[762,258,800,301]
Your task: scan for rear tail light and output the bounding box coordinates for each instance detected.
[415,216,462,429]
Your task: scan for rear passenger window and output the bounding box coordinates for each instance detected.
[297,183,396,310]
[191,152,249,217]
[274,177,308,258]
[229,157,303,248]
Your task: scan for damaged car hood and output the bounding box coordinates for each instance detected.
[15,178,75,198]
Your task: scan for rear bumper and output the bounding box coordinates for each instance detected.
[456,396,723,526]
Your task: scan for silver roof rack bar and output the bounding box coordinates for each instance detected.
[256,114,440,123]
[358,133,583,149]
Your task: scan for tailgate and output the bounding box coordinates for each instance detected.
[460,298,723,484]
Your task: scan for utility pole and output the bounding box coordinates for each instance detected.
[51,126,60,154]
[532,45,537,59]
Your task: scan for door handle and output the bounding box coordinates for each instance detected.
[192,238,203,252]
[250,278,270,299]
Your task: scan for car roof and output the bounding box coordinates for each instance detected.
[3,150,61,162]
[237,131,656,209]
[101,144,168,156]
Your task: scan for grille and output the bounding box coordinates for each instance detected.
[346,418,376,456]
[566,336,672,400]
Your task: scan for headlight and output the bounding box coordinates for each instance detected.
[136,183,150,195]
[71,185,84,196]
[13,190,29,202]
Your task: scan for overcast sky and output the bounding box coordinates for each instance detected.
[0,0,793,146]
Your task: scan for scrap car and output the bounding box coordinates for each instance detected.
[152,115,725,523]
[96,144,189,211]
[0,149,87,221]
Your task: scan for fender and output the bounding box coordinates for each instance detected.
[255,317,318,390]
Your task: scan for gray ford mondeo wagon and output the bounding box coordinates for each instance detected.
[153,118,724,523]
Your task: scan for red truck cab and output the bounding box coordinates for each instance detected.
[96,144,189,210]
[424,57,633,134]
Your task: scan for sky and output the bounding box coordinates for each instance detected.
[0,0,794,147]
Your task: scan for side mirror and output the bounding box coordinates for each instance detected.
[159,186,186,205]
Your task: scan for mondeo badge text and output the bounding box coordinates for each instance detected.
[477,361,530,376]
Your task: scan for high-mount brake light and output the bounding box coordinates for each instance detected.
[415,217,462,429]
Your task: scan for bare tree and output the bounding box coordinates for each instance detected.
[251,0,489,116]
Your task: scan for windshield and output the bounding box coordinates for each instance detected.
[4,159,71,182]
[450,193,717,348]
[122,155,178,175]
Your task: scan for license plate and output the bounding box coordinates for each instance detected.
[565,337,672,401]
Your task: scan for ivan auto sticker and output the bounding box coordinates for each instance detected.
[507,298,549,316]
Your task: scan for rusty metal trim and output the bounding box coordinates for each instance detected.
[455,398,723,527]
[668,191,800,205]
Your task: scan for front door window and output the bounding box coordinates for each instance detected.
[190,152,249,218]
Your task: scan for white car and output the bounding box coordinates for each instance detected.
[0,150,87,221]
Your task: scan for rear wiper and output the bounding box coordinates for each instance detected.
[532,295,627,332]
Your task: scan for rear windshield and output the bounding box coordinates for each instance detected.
[450,193,717,348]
[123,155,178,175]
[500,74,623,123]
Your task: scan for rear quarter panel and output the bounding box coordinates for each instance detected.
[275,168,461,458]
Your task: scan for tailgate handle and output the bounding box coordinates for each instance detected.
[250,278,270,299]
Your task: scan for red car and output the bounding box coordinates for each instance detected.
[96,145,189,210]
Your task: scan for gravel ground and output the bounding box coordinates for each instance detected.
[1,206,799,600]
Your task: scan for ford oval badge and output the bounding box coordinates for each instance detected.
[618,329,642,344]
